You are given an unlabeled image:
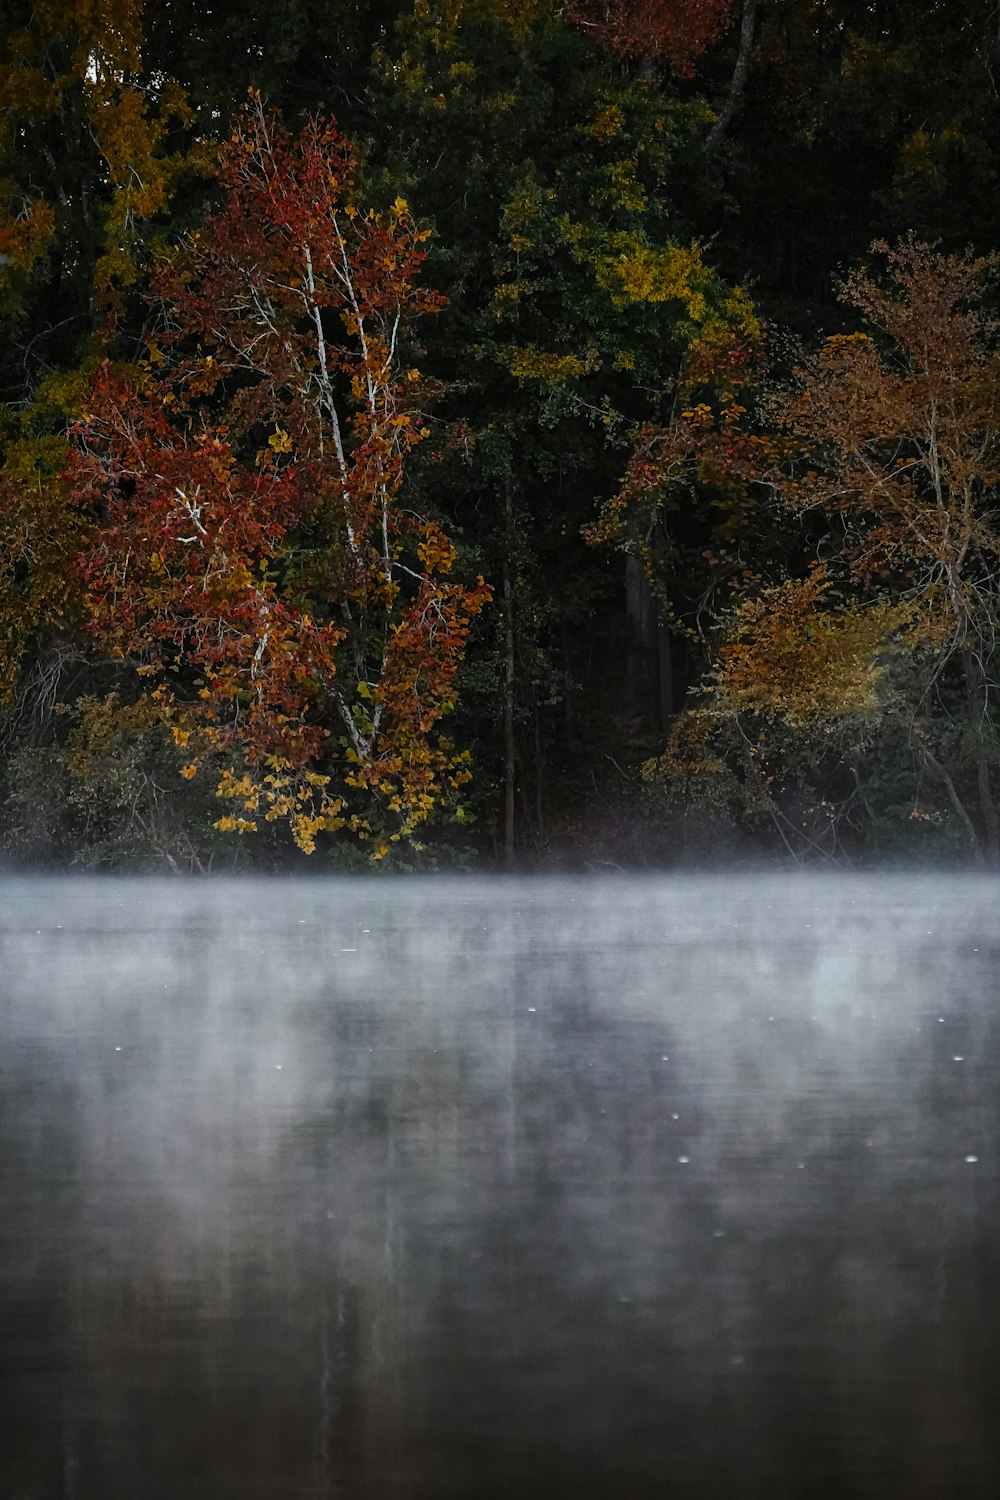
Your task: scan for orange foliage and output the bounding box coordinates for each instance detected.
[777,240,1000,643]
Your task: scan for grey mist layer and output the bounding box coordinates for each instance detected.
[2,876,999,1499]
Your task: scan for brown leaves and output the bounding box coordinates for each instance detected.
[564,0,735,68]
[775,240,1000,631]
[711,571,909,727]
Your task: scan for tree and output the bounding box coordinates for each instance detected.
[708,0,1000,330]
[563,0,735,69]
[646,241,1000,862]
[68,98,489,857]
[0,0,208,674]
[774,240,1000,860]
[370,0,760,861]
[0,0,201,335]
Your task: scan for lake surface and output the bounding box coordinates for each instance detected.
[2,875,1000,1498]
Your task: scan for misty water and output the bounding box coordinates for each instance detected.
[2,876,1000,1499]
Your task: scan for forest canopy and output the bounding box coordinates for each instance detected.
[2,0,999,869]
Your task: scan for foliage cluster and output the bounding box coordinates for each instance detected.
[3,0,1000,867]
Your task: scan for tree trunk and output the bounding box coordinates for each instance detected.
[964,649,1000,864]
[534,706,546,844]
[625,553,673,731]
[657,617,674,731]
[503,476,516,869]
[705,0,757,151]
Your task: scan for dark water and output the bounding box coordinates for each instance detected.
[2,876,1000,1499]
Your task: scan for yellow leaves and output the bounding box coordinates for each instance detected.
[0,198,56,282]
[211,750,353,853]
[503,186,542,227]
[208,449,233,484]
[481,86,518,115]
[392,196,410,215]
[0,4,206,318]
[0,0,206,316]
[416,526,457,574]
[604,157,647,215]
[268,426,293,453]
[508,346,585,383]
[179,762,198,779]
[492,282,522,316]
[216,770,256,800]
[215,815,257,834]
[596,240,710,317]
[712,575,911,728]
[61,690,171,781]
[214,560,252,596]
[718,285,762,342]
[291,809,332,854]
[644,708,728,785]
[586,240,763,386]
[588,104,625,142]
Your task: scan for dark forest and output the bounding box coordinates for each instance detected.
[4,0,1000,871]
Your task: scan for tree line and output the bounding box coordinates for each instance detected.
[3,0,1000,869]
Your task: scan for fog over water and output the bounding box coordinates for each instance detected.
[2,875,1000,1498]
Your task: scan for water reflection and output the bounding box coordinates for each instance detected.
[2,876,999,1498]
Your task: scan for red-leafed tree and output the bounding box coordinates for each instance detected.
[67,95,490,857]
[564,0,735,68]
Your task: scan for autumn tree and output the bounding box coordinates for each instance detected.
[0,0,215,870]
[563,0,735,69]
[0,0,205,751]
[645,241,1000,862]
[370,0,763,860]
[0,0,202,333]
[9,0,1000,870]
[773,241,1000,859]
[67,98,489,858]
